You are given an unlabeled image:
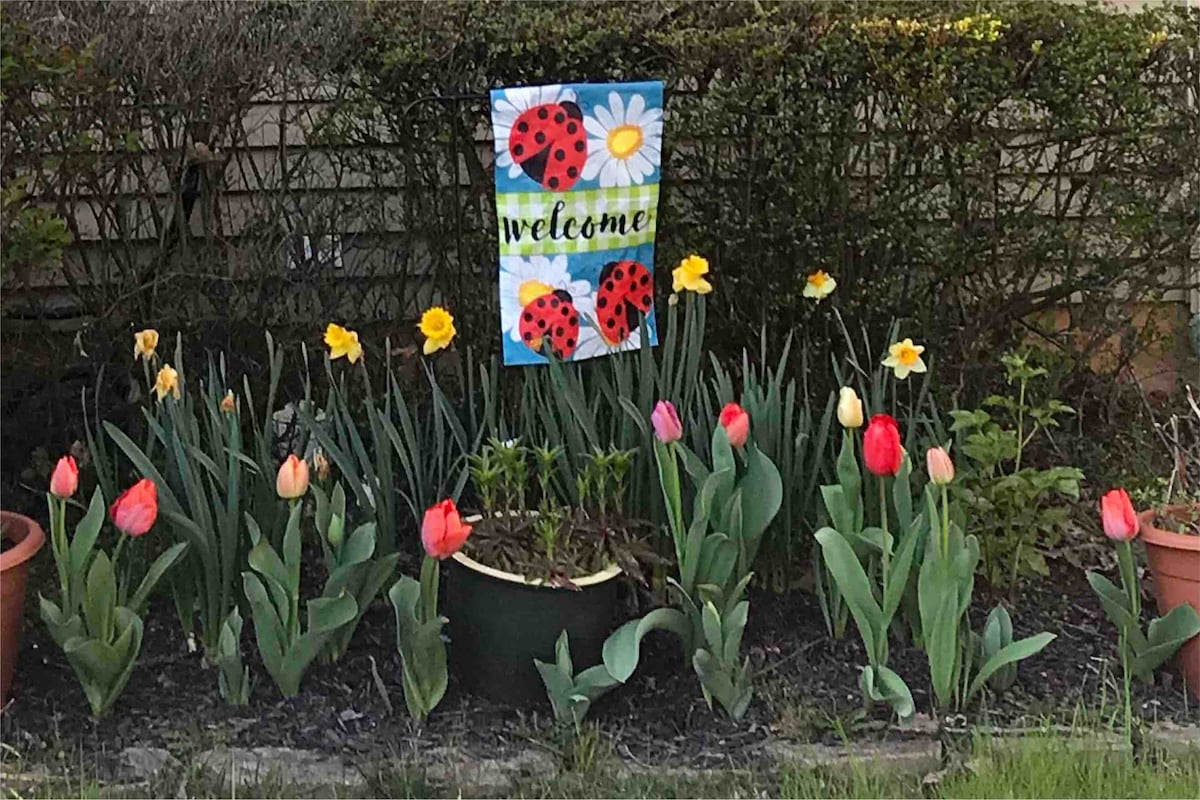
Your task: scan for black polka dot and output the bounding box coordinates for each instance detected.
[630,281,639,292]
[537,319,546,329]
[555,327,564,337]
[535,131,546,144]
[574,140,585,152]
[538,108,548,120]
[606,318,616,328]
[641,294,652,307]
[549,297,559,307]
[523,332,533,341]
[614,268,624,280]
[517,121,529,133]
[513,144,523,156]
[549,177,559,189]
[569,316,578,326]
[605,281,614,291]
[537,298,546,308]
[554,112,565,124]
[597,297,607,309]
[555,149,565,161]
[567,166,578,178]
[560,306,569,316]
[567,338,575,347]
[523,312,533,321]
[567,122,577,134]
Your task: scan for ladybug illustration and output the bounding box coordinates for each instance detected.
[594,260,653,345]
[508,102,587,192]
[519,289,581,359]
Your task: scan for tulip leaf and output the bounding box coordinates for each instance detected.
[967,632,1056,701]
[84,552,116,643]
[1131,603,1200,679]
[602,607,691,683]
[68,488,106,580]
[341,523,377,566]
[815,527,881,663]
[127,541,188,615]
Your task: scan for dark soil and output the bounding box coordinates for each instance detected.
[1,558,1195,772]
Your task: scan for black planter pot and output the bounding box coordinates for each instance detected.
[445,550,621,706]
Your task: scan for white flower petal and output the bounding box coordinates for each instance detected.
[584,115,609,137]
[625,93,645,126]
[608,92,626,126]
[600,158,619,188]
[581,152,605,180]
[594,103,616,131]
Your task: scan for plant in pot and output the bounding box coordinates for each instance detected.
[445,438,659,705]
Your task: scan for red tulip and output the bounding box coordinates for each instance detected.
[50,455,79,499]
[651,400,683,444]
[926,447,955,486]
[719,402,750,449]
[1100,488,1139,542]
[110,479,158,537]
[276,454,310,499]
[422,498,473,560]
[863,414,903,476]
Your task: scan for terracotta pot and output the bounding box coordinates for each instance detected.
[445,516,622,705]
[1138,504,1200,700]
[1,511,46,703]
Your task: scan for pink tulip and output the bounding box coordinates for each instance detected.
[651,400,683,444]
[719,403,750,448]
[50,455,79,499]
[1100,489,1139,542]
[926,447,955,486]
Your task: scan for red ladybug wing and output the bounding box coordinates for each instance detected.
[518,290,580,359]
[595,260,653,345]
[507,102,587,192]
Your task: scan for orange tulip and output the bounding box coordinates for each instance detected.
[50,455,79,499]
[421,498,472,560]
[110,479,158,537]
[276,454,310,499]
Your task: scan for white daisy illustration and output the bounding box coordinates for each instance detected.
[492,85,578,180]
[581,92,663,188]
[499,255,593,343]
[572,322,643,361]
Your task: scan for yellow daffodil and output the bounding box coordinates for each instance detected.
[133,328,159,362]
[220,390,235,414]
[803,270,837,302]
[418,306,456,355]
[882,338,927,380]
[325,323,363,364]
[154,364,180,401]
[672,254,712,295]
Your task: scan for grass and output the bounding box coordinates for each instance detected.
[4,730,1198,798]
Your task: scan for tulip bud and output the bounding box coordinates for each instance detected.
[1100,488,1139,542]
[718,402,750,449]
[863,414,903,476]
[651,400,683,444]
[50,455,79,499]
[837,387,864,429]
[422,498,473,559]
[220,390,235,414]
[327,514,345,547]
[313,450,331,482]
[926,447,954,485]
[110,479,158,537]
[276,454,310,499]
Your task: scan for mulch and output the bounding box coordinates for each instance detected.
[2,556,1196,772]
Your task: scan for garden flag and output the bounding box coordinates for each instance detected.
[491,80,664,365]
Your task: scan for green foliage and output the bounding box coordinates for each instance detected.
[535,631,621,731]
[962,606,1054,703]
[215,607,250,705]
[39,489,187,716]
[241,503,358,697]
[951,351,1083,586]
[312,483,401,662]
[388,556,448,722]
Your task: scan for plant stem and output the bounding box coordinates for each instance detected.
[111,530,130,575]
[879,477,890,620]
[940,484,950,560]
[52,495,70,606]
[1014,376,1027,473]
[419,555,439,625]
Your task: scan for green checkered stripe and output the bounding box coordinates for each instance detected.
[495,184,660,256]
